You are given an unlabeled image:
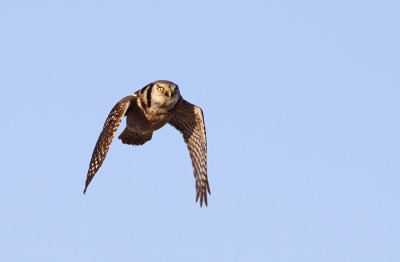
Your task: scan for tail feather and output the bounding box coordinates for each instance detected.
[118,128,153,145]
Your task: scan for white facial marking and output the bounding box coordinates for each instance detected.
[149,83,180,111]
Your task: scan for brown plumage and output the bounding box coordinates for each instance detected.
[169,100,209,206]
[84,80,210,207]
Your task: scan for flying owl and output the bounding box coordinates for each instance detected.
[84,80,210,206]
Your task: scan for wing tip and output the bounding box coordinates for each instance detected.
[196,192,208,208]
[83,179,90,194]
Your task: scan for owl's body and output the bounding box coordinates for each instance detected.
[122,84,179,135]
[84,80,210,206]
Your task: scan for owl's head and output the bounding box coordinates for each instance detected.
[149,80,181,108]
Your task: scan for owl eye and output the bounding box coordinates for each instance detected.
[157,87,164,92]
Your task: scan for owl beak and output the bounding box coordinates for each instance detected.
[167,90,172,98]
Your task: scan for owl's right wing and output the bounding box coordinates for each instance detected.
[84,95,134,193]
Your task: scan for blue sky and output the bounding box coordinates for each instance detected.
[1,1,399,261]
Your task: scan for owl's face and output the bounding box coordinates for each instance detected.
[151,81,181,108]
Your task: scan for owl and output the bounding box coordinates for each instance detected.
[84,80,210,206]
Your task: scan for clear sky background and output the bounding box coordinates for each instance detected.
[0,1,399,261]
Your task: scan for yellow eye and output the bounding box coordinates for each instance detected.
[157,87,164,92]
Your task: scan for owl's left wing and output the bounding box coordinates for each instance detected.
[169,99,210,207]
[84,95,133,194]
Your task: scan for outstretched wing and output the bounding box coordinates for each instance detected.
[84,96,133,193]
[169,99,210,207]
